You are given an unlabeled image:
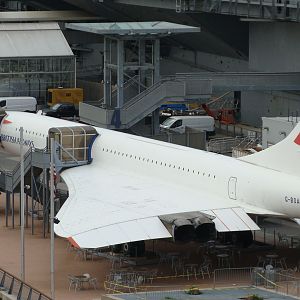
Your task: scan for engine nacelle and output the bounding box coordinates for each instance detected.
[172,218,195,241]
[160,211,216,242]
[192,214,216,242]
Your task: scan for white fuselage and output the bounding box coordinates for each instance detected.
[1,111,300,219]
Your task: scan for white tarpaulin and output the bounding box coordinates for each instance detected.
[0,22,73,58]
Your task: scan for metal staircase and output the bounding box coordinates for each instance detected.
[0,149,33,192]
[80,76,212,128]
[79,71,300,129]
[0,267,52,300]
[83,74,142,109]
[175,0,300,22]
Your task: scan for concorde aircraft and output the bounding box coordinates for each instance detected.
[1,111,300,254]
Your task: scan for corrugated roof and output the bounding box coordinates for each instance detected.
[66,21,200,36]
[0,22,73,58]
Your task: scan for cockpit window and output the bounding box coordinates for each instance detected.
[0,100,6,107]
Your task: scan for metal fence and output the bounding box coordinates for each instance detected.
[126,289,185,300]
[214,267,300,298]
[213,267,254,288]
[254,269,300,298]
[104,267,300,300]
[0,268,52,300]
[216,122,262,140]
[207,136,245,154]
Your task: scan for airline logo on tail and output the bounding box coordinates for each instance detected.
[294,134,300,145]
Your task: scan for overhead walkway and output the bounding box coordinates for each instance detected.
[79,72,300,129]
[176,0,300,22]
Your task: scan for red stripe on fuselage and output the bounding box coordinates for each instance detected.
[3,119,12,124]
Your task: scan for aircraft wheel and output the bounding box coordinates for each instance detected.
[122,241,145,257]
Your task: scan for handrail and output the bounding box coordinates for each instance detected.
[0,267,52,300]
[99,74,141,103]
[90,71,300,111]
[176,71,300,77]
[122,71,300,110]
[122,76,177,110]
[5,148,32,177]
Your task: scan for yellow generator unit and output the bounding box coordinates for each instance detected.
[47,88,83,106]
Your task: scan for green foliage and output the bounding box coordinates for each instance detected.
[184,286,202,295]
[250,295,264,300]
[239,294,264,300]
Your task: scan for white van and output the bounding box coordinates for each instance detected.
[160,116,215,134]
[0,97,37,113]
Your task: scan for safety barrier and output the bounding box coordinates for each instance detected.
[104,267,300,299]
[213,267,254,288]
[0,267,52,300]
[104,267,214,295]
[254,269,300,298]
[104,281,187,300]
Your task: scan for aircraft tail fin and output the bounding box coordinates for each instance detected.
[239,121,300,176]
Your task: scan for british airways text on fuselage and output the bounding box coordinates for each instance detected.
[0,134,34,147]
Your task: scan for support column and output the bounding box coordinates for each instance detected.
[31,167,34,235]
[19,191,21,226]
[42,169,46,238]
[117,39,124,108]
[25,193,28,228]
[139,39,146,93]
[152,38,161,135]
[153,39,160,84]
[46,170,50,234]
[12,192,14,229]
[5,192,10,227]
[151,108,160,136]
[103,37,112,107]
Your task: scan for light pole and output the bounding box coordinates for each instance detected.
[50,138,55,299]
[20,126,25,281]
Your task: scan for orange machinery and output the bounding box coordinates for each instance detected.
[201,104,236,124]
[201,91,238,125]
[47,88,83,106]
